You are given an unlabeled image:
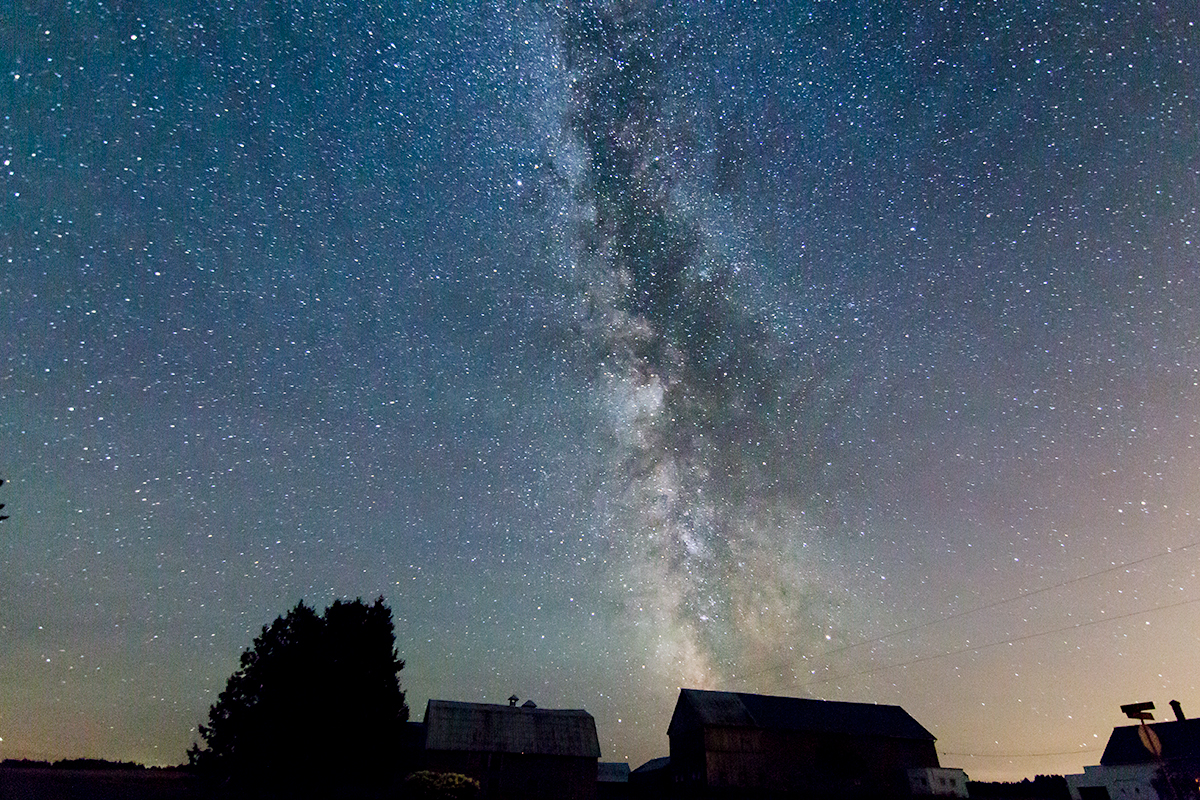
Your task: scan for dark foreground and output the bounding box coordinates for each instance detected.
[0,767,414,800]
[0,767,209,800]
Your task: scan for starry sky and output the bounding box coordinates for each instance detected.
[2,0,1199,782]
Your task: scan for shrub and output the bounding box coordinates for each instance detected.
[403,771,481,800]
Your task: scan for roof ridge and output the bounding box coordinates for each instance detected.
[427,698,591,714]
[733,691,760,727]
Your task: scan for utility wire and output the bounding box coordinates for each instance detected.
[790,594,1200,689]
[737,539,1200,686]
[940,749,1099,759]
[820,539,1200,659]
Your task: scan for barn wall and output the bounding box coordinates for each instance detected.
[670,725,707,786]
[699,727,939,798]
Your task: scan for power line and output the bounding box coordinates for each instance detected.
[940,749,1099,759]
[822,539,1200,659]
[790,594,1200,689]
[737,539,1200,686]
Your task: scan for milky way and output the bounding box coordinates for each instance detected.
[542,0,850,686]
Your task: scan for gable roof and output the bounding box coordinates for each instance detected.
[668,689,936,742]
[1101,718,1200,765]
[423,699,601,758]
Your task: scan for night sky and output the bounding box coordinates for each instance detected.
[3,0,1199,782]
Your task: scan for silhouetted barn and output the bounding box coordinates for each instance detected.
[668,688,943,799]
[421,698,601,800]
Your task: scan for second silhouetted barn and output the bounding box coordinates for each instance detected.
[668,688,942,799]
[422,698,601,800]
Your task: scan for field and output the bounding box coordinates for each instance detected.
[0,766,414,800]
[0,767,208,800]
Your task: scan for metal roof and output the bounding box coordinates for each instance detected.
[1100,718,1200,765]
[669,689,936,741]
[423,699,601,758]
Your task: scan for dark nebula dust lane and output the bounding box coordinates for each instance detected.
[542,0,854,685]
[2,0,1200,780]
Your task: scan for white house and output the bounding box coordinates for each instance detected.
[908,767,970,798]
[1066,701,1200,800]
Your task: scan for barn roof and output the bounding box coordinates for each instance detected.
[423,699,601,758]
[669,689,936,742]
[1100,718,1200,765]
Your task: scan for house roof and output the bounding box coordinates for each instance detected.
[631,756,671,775]
[668,689,936,742]
[423,699,601,758]
[598,762,631,782]
[1100,718,1200,765]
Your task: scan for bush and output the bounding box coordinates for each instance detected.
[403,771,481,800]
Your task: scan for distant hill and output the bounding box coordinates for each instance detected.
[2,757,152,770]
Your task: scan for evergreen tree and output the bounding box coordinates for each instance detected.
[189,597,408,792]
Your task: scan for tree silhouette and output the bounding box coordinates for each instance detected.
[189,597,408,793]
